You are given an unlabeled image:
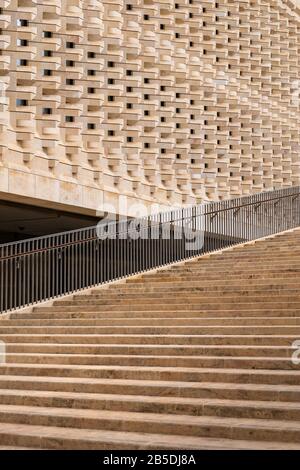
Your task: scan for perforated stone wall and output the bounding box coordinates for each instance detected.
[1,0,300,215]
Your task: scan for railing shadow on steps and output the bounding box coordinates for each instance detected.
[1,186,300,313]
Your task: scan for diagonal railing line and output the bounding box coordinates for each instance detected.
[0,186,299,257]
[1,185,300,313]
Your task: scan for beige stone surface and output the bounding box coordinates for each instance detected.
[1,0,300,216]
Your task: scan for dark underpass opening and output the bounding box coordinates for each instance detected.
[0,200,101,243]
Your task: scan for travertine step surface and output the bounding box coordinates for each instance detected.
[2,228,300,449]
[0,445,38,450]
[0,422,299,450]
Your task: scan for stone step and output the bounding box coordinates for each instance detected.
[134,275,300,283]
[145,266,300,272]
[103,283,300,294]
[181,248,300,256]
[5,317,300,327]
[1,363,299,384]
[103,285,300,295]
[0,375,299,402]
[3,343,295,358]
[16,309,300,319]
[120,277,300,287]
[172,256,300,262]
[195,250,300,258]
[128,271,300,281]
[132,277,300,285]
[141,264,300,275]
[106,274,300,284]
[202,254,300,261]
[0,389,300,422]
[142,263,300,270]
[0,422,297,450]
[27,302,300,311]
[135,265,300,272]
[3,353,298,369]
[156,264,300,272]
[87,287,300,297]
[174,259,300,267]
[127,274,300,284]
[0,405,300,443]
[0,333,299,346]
[83,281,300,290]
[1,325,300,334]
[109,279,300,287]
[55,298,300,309]
[64,294,300,305]
[152,270,299,278]
[0,446,37,450]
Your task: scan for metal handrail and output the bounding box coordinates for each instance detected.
[0,188,297,259]
[1,185,300,313]
[0,187,294,249]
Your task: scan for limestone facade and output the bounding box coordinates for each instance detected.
[1,0,300,216]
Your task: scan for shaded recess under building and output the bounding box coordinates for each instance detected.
[0,200,101,243]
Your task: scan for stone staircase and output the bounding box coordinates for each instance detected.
[1,228,300,449]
